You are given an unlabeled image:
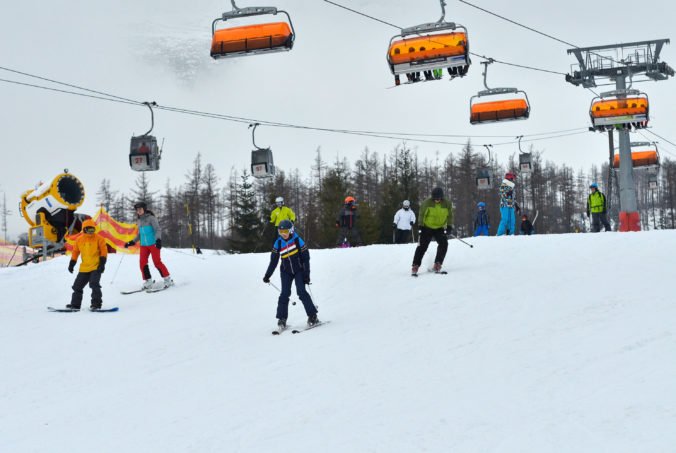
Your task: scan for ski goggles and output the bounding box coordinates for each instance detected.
[83,226,96,233]
[278,228,291,235]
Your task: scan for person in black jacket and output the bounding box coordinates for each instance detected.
[520,214,534,235]
[336,196,362,247]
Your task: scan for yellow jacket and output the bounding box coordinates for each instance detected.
[270,206,296,226]
[72,232,108,273]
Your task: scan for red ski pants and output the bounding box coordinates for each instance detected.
[139,245,170,279]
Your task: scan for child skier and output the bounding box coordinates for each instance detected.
[124,201,173,289]
[263,219,319,329]
[66,219,108,310]
[520,214,535,235]
[473,201,490,236]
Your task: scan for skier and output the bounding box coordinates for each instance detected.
[496,172,521,236]
[473,201,490,236]
[124,202,173,289]
[586,183,611,232]
[336,196,362,247]
[66,219,108,310]
[411,187,454,275]
[393,200,416,244]
[269,196,296,227]
[520,214,535,235]
[263,219,319,329]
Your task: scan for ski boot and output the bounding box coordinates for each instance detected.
[411,264,419,277]
[142,279,154,290]
[163,277,174,288]
[65,304,80,310]
[433,262,443,273]
[277,319,287,328]
[307,314,319,327]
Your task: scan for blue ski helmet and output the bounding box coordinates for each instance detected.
[589,182,599,189]
[477,201,486,208]
[278,219,294,234]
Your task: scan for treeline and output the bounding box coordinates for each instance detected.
[95,141,676,252]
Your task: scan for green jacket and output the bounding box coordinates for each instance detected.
[270,206,296,226]
[587,191,606,214]
[418,198,453,229]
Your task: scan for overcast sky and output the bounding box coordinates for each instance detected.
[1,0,675,239]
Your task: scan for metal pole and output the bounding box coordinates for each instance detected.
[448,232,474,248]
[607,130,614,213]
[615,75,639,222]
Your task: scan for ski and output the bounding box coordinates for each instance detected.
[47,306,119,313]
[428,269,448,275]
[121,289,145,295]
[292,320,330,334]
[90,307,119,312]
[146,284,171,293]
[271,326,288,335]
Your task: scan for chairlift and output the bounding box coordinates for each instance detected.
[386,0,470,86]
[250,123,275,178]
[211,0,295,59]
[590,89,649,131]
[470,59,530,124]
[517,136,532,173]
[130,102,162,172]
[648,174,659,190]
[476,145,493,190]
[612,142,660,170]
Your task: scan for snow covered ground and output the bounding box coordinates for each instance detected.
[1,231,675,452]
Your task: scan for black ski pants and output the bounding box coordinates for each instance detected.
[395,228,412,244]
[336,226,362,247]
[412,227,448,266]
[70,271,102,309]
[276,271,317,320]
[591,212,611,232]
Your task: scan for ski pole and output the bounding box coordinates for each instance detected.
[267,281,298,306]
[449,232,474,248]
[307,283,319,310]
[110,253,125,284]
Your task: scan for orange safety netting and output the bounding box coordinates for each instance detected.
[591,97,648,118]
[211,22,293,56]
[470,99,529,123]
[65,207,139,255]
[0,240,35,266]
[612,150,659,169]
[388,32,467,65]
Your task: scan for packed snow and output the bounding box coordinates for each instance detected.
[1,231,675,452]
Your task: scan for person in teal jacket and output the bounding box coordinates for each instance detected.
[411,187,454,275]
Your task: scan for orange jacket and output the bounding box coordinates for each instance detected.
[72,232,108,273]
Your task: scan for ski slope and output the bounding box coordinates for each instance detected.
[1,231,675,452]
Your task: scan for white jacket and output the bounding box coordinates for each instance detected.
[393,208,416,230]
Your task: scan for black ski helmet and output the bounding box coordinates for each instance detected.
[134,201,147,210]
[431,187,444,199]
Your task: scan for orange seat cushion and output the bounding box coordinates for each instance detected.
[389,32,466,65]
[211,22,292,55]
[470,99,529,123]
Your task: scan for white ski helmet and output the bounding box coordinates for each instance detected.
[402,200,411,208]
[275,196,284,206]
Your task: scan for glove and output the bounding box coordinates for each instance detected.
[392,223,397,229]
[67,260,76,274]
[263,275,270,283]
[97,257,107,274]
[586,212,590,218]
[335,221,340,228]
[124,240,135,248]
[155,239,162,250]
[303,273,311,285]
[410,221,414,226]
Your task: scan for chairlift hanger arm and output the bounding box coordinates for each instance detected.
[142,101,156,136]
[249,122,268,150]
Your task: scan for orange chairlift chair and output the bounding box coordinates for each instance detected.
[386,0,470,86]
[249,123,275,178]
[211,0,295,59]
[129,102,162,172]
[589,89,649,131]
[470,59,530,125]
[612,142,660,170]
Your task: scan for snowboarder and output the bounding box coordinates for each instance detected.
[263,219,319,329]
[124,202,173,289]
[336,196,362,247]
[269,196,296,227]
[393,200,416,244]
[411,187,454,275]
[520,214,535,235]
[66,219,108,310]
[586,183,611,232]
[497,172,521,236]
[473,201,490,236]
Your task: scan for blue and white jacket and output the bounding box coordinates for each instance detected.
[133,212,162,246]
[264,233,310,278]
